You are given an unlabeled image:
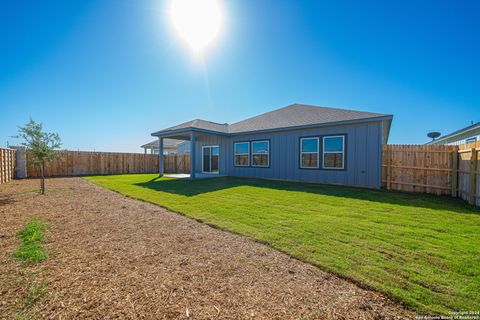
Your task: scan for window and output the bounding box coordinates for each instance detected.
[466,137,477,144]
[251,140,269,167]
[323,136,344,169]
[234,142,249,166]
[300,137,319,168]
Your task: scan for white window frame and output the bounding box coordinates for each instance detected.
[202,145,220,174]
[234,142,250,167]
[300,137,319,169]
[251,140,270,167]
[322,135,345,170]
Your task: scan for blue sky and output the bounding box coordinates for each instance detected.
[1,0,479,152]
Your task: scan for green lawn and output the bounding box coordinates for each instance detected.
[86,174,480,314]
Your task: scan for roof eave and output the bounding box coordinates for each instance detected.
[426,123,480,144]
[151,115,392,138]
[151,127,229,137]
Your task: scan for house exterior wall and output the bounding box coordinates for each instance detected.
[193,134,229,175]
[429,129,480,146]
[193,120,383,188]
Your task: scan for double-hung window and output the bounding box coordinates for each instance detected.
[323,136,345,169]
[300,137,319,168]
[234,142,249,166]
[251,140,269,167]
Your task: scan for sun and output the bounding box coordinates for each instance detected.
[170,0,224,55]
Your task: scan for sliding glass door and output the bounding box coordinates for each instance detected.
[202,146,219,173]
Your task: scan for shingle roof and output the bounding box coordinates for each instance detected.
[141,138,187,149]
[152,104,391,136]
[163,119,229,133]
[228,104,390,133]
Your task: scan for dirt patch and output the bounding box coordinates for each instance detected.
[0,178,415,319]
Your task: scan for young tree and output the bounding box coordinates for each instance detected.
[15,119,62,194]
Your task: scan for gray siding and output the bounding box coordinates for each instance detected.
[430,130,480,146]
[193,134,229,175]
[192,121,383,188]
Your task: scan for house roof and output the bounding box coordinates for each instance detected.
[141,138,187,149]
[163,119,229,133]
[427,121,480,144]
[152,103,392,137]
[228,104,390,133]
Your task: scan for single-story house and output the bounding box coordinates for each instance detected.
[151,104,392,188]
[141,139,190,154]
[426,121,479,146]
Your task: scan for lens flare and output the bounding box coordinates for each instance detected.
[170,0,223,54]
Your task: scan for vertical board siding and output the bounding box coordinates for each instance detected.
[220,121,383,188]
[0,148,16,184]
[25,151,188,177]
[194,134,226,174]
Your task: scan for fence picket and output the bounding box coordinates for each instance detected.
[25,151,190,177]
[0,148,16,184]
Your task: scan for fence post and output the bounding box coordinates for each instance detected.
[10,150,14,180]
[183,154,187,173]
[0,149,3,183]
[386,146,392,190]
[451,151,458,198]
[7,150,11,181]
[1,149,4,183]
[469,148,478,205]
[174,154,178,173]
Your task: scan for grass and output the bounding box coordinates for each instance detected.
[14,219,48,264]
[13,219,49,319]
[86,174,480,314]
[16,272,47,320]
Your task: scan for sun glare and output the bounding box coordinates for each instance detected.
[170,0,223,55]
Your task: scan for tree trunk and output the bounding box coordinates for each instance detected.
[40,161,45,194]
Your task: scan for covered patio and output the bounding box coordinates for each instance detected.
[164,173,226,179]
[153,126,227,180]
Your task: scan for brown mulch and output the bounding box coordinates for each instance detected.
[0,178,415,319]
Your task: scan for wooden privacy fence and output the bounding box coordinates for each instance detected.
[0,148,16,184]
[382,144,457,196]
[164,153,190,174]
[26,151,190,177]
[382,142,480,206]
[27,151,160,177]
[457,143,480,206]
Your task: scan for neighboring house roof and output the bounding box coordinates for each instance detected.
[427,121,480,145]
[152,104,392,137]
[141,138,187,149]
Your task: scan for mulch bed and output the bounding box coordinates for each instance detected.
[0,178,415,319]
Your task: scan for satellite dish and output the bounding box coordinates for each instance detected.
[427,132,441,140]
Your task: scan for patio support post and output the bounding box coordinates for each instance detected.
[159,137,164,176]
[190,132,196,180]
